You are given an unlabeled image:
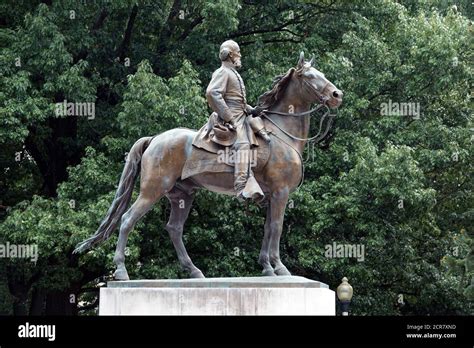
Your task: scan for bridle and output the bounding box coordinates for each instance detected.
[260,77,337,143]
[303,77,330,105]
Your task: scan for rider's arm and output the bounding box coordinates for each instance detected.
[206,68,232,123]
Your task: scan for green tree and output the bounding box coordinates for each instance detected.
[0,0,471,315]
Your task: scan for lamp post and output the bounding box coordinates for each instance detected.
[336,277,353,316]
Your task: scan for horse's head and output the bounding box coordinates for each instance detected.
[295,52,342,109]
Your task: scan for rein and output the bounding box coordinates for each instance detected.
[261,104,336,143]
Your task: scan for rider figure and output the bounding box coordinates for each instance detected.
[206,40,270,200]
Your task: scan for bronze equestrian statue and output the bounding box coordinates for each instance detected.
[74,43,343,281]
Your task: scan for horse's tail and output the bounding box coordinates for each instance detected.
[73,136,154,254]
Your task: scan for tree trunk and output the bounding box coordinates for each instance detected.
[45,290,77,315]
[25,115,80,197]
[12,299,29,315]
[29,288,46,315]
[7,266,31,315]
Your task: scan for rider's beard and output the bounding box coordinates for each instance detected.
[232,57,242,69]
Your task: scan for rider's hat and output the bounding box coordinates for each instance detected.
[211,123,236,146]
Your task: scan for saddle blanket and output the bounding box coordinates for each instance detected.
[181,139,271,180]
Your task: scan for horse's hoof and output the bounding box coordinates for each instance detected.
[262,269,276,277]
[114,268,130,281]
[274,266,291,276]
[190,269,205,278]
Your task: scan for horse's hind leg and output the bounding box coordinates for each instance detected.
[166,187,204,278]
[113,192,160,280]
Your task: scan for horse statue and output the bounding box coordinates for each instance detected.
[74,52,343,280]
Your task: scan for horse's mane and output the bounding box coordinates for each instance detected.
[257,68,295,109]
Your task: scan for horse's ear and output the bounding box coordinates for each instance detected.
[297,51,305,70]
[309,54,315,66]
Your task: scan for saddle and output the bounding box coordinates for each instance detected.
[181,134,271,180]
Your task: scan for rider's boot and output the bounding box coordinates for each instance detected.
[234,142,264,201]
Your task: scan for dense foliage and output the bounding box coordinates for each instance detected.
[0,0,472,315]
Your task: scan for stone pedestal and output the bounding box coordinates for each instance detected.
[99,276,335,315]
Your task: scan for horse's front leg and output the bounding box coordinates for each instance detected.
[268,187,292,276]
[259,203,276,276]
